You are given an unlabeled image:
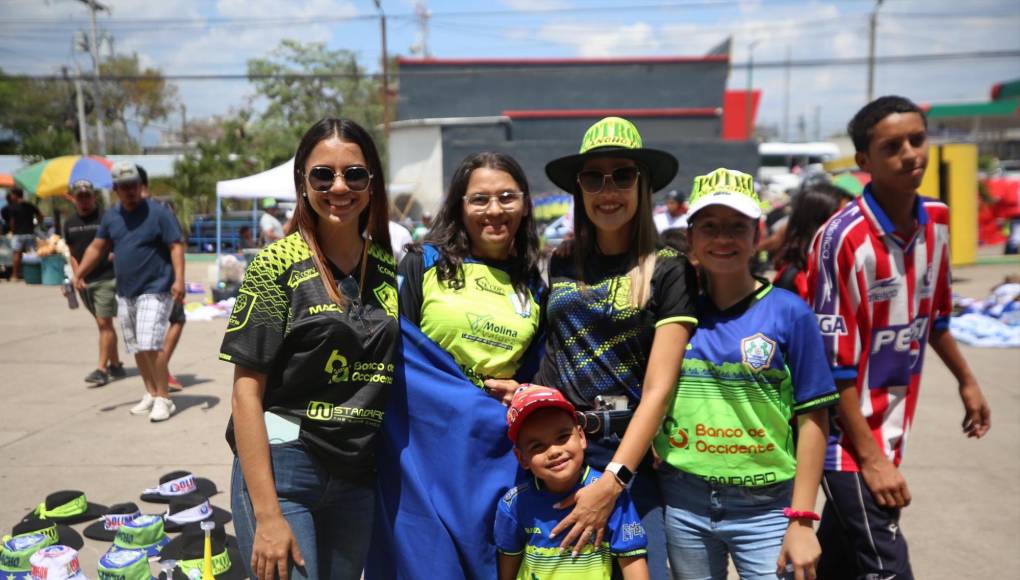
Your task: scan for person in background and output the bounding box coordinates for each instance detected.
[8,187,44,281]
[808,96,992,580]
[773,183,853,300]
[412,211,433,241]
[1,192,14,234]
[238,226,257,250]
[221,118,397,580]
[64,179,125,386]
[75,162,185,422]
[259,198,285,246]
[653,189,688,234]
[137,165,186,391]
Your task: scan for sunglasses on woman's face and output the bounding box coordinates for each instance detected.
[577,166,640,194]
[307,165,372,193]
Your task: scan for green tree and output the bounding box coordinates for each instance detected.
[99,53,179,153]
[0,68,79,160]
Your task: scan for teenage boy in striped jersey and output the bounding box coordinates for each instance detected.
[807,96,991,579]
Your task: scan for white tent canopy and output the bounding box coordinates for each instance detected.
[215,158,296,200]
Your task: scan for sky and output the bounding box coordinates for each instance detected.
[2,0,1019,146]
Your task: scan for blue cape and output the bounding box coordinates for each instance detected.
[367,318,525,579]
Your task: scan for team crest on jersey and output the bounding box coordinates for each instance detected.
[373,282,398,318]
[741,333,777,371]
[226,289,257,332]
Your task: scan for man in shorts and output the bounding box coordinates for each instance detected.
[137,165,186,391]
[75,162,185,422]
[64,180,125,386]
[7,187,44,281]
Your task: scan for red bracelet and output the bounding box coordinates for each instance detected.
[783,508,821,521]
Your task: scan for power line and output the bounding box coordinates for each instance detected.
[6,49,1017,82]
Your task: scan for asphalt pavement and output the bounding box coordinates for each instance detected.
[1,258,1017,578]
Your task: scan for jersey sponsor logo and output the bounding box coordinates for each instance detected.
[740,333,777,371]
[376,264,396,279]
[287,267,319,288]
[474,276,506,297]
[621,522,645,542]
[871,317,928,355]
[324,350,350,383]
[373,282,398,318]
[524,527,542,535]
[704,472,778,486]
[309,303,341,315]
[368,242,396,266]
[868,317,928,388]
[467,313,518,338]
[868,277,900,302]
[817,314,848,336]
[667,427,689,449]
[225,289,257,332]
[306,400,385,425]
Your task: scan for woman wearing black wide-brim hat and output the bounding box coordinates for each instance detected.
[526,117,698,578]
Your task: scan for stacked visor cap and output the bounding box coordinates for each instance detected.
[686,167,763,221]
[161,493,231,534]
[141,472,217,504]
[545,116,679,193]
[29,545,88,580]
[107,516,170,558]
[22,491,107,525]
[83,504,142,542]
[160,526,245,580]
[98,549,153,580]
[0,532,52,580]
[9,518,84,551]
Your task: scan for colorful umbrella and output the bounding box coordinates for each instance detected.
[13,156,113,198]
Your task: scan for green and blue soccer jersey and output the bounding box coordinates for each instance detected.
[535,247,698,410]
[495,466,647,579]
[654,281,839,486]
[398,244,544,387]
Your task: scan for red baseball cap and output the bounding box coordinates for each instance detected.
[506,384,577,444]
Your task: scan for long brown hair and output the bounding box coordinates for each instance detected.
[572,159,658,308]
[288,118,392,307]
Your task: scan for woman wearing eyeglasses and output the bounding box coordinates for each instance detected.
[653,168,836,580]
[398,151,544,395]
[510,117,698,578]
[220,118,399,580]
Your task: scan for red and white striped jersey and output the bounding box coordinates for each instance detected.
[807,186,952,472]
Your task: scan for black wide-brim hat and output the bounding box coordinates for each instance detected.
[21,490,107,525]
[83,502,143,541]
[545,116,679,194]
[159,526,245,580]
[140,471,218,504]
[10,517,84,551]
[161,492,232,534]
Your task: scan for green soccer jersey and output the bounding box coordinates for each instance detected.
[398,244,544,387]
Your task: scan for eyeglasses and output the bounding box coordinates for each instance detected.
[337,275,364,321]
[577,167,640,194]
[691,221,755,239]
[463,191,525,211]
[307,166,372,193]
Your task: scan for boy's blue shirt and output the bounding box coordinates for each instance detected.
[494,465,647,579]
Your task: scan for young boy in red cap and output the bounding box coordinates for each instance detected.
[495,385,650,580]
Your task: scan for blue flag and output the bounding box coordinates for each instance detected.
[368,318,524,579]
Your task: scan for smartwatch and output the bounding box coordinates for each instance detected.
[605,462,634,489]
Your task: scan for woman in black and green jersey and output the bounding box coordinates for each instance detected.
[398,152,546,398]
[528,117,698,577]
[220,118,399,580]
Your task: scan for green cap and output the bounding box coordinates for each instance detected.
[0,532,53,577]
[261,198,277,209]
[109,515,169,558]
[687,167,763,220]
[98,548,153,580]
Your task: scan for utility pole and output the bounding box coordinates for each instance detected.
[866,0,885,103]
[783,45,791,142]
[373,0,390,138]
[180,104,188,146]
[745,39,760,142]
[415,2,431,58]
[78,0,109,154]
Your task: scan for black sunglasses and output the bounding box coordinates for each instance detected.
[577,167,640,194]
[307,165,372,193]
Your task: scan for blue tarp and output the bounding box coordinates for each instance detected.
[368,318,525,579]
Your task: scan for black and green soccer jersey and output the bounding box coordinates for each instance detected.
[534,247,698,410]
[398,244,545,388]
[219,233,399,481]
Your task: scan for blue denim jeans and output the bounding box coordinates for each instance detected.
[659,466,793,580]
[231,441,375,580]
